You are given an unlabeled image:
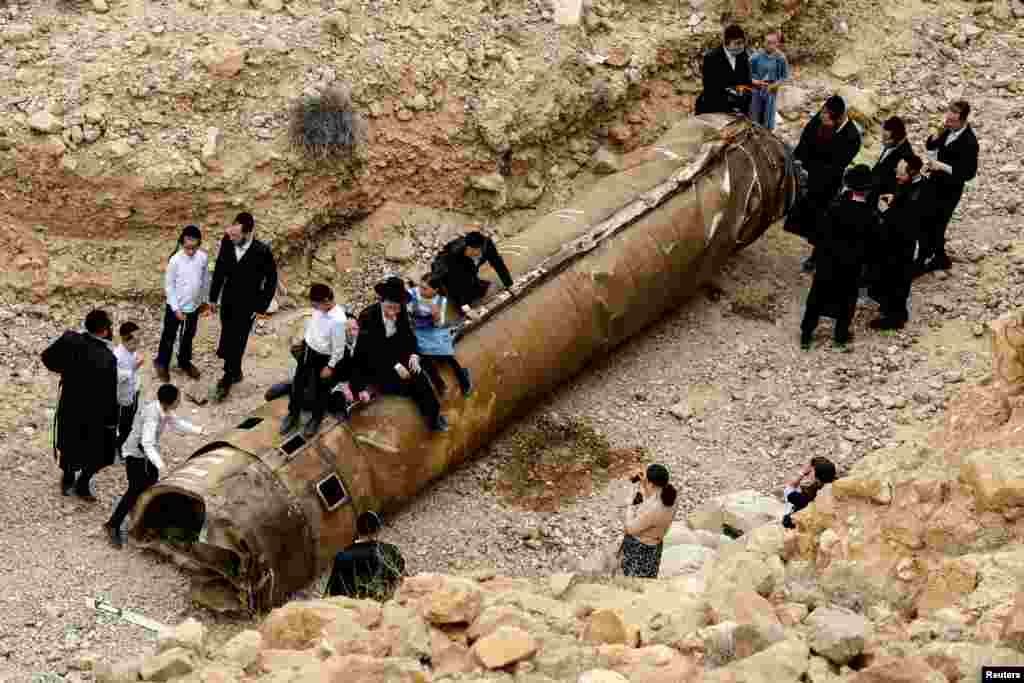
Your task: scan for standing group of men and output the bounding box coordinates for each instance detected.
[42,213,514,548]
[790,97,979,347]
[697,23,979,348]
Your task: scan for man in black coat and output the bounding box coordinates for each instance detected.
[870,116,915,202]
[787,95,863,271]
[431,230,514,315]
[868,155,930,330]
[800,165,878,349]
[695,24,752,116]
[918,100,979,274]
[350,277,448,432]
[41,309,119,500]
[208,212,278,402]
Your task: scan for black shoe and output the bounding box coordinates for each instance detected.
[279,413,299,436]
[303,417,322,439]
[179,364,201,380]
[801,257,816,273]
[430,415,450,433]
[800,333,812,350]
[212,378,231,403]
[154,362,170,383]
[104,523,123,550]
[459,368,474,397]
[870,317,906,331]
[834,335,852,349]
[227,372,244,384]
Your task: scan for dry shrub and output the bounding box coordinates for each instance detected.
[288,86,363,161]
[260,605,330,649]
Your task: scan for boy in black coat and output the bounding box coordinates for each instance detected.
[695,24,752,116]
[918,100,979,273]
[350,277,448,432]
[800,165,878,349]
[870,116,915,202]
[431,230,514,315]
[208,212,278,401]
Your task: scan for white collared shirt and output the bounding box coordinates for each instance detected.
[382,308,397,338]
[945,126,966,147]
[234,238,252,263]
[122,400,203,470]
[725,49,737,70]
[304,305,349,368]
[113,343,140,407]
[166,249,210,314]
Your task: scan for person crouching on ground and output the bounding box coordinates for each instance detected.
[431,230,514,318]
[280,284,350,438]
[326,511,406,600]
[782,456,837,529]
[620,464,677,578]
[104,384,204,549]
[408,273,473,398]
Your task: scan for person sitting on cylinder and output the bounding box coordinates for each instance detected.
[695,24,753,116]
[280,284,352,438]
[326,511,406,600]
[620,463,677,578]
[782,456,837,529]
[350,276,449,432]
[407,273,473,398]
[430,230,514,317]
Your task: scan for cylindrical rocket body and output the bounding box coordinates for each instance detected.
[129,115,797,611]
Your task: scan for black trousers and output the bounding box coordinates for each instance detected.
[376,371,441,426]
[116,397,139,451]
[217,308,255,380]
[156,305,200,369]
[801,285,856,343]
[446,276,491,309]
[422,355,469,394]
[61,426,115,492]
[288,345,336,422]
[918,185,962,266]
[108,455,159,529]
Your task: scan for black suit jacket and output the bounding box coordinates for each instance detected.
[350,303,420,392]
[925,125,979,190]
[870,138,914,199]
[433,235,514,291]
[209,236,278,315]
[696,47,752,115]
[794,113,862,203]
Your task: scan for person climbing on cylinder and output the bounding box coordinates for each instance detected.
[430,230,514,318]
[407,273,473,398]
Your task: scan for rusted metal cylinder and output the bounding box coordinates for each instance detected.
[129,115,797,612]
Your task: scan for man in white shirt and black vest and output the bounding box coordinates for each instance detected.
[103,384,203,549]
[918,99,979,274]
[208,212,278,402]
[280,284,352,438]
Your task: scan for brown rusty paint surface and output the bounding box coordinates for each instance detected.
[129,115,796,611]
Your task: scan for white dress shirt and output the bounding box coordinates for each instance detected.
[944,126,966,147]
[113,344,140,407]
[122,400,203,471]
[382,309,397,338]
[234,238,252,263]
[304,305,348,368]
[725,49,737,70]
[166,249,210,314]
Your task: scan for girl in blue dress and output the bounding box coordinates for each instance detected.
[408,274,473,397]
[749,33,790,130]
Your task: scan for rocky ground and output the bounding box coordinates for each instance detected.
[1,0,1023,680]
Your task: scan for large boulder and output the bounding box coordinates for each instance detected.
[583,609,629,645]
[704,547,785,597]
[472,626,539,669]
[688,490,786,536]
[959,448,1024,513]
[846,656,948,683]
[139,647,196,682]
[401,573,484,625]
[806,606,872,666]
[261,599,382,650]
[217,630,263,670]
[157,618,207,656]
[664,524,732,550]
[697,638,810,683]
[659,544,717,577]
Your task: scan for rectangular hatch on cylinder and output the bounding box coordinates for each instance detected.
[316,473,350,512]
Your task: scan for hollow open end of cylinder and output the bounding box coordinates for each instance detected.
[132,488,251,613]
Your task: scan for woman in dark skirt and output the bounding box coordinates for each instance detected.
[620,464,677,578]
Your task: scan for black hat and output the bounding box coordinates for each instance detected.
[844,164,873,192]
[374,276,409,304]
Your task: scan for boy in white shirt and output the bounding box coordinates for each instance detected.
[112,322,144,459]
[280,284,349,438]
[155,225,209,382]
[104,384,203,549]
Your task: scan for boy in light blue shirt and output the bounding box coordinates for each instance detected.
[749,33,790,130]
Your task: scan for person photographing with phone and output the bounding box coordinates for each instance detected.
[618,464,677,578]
